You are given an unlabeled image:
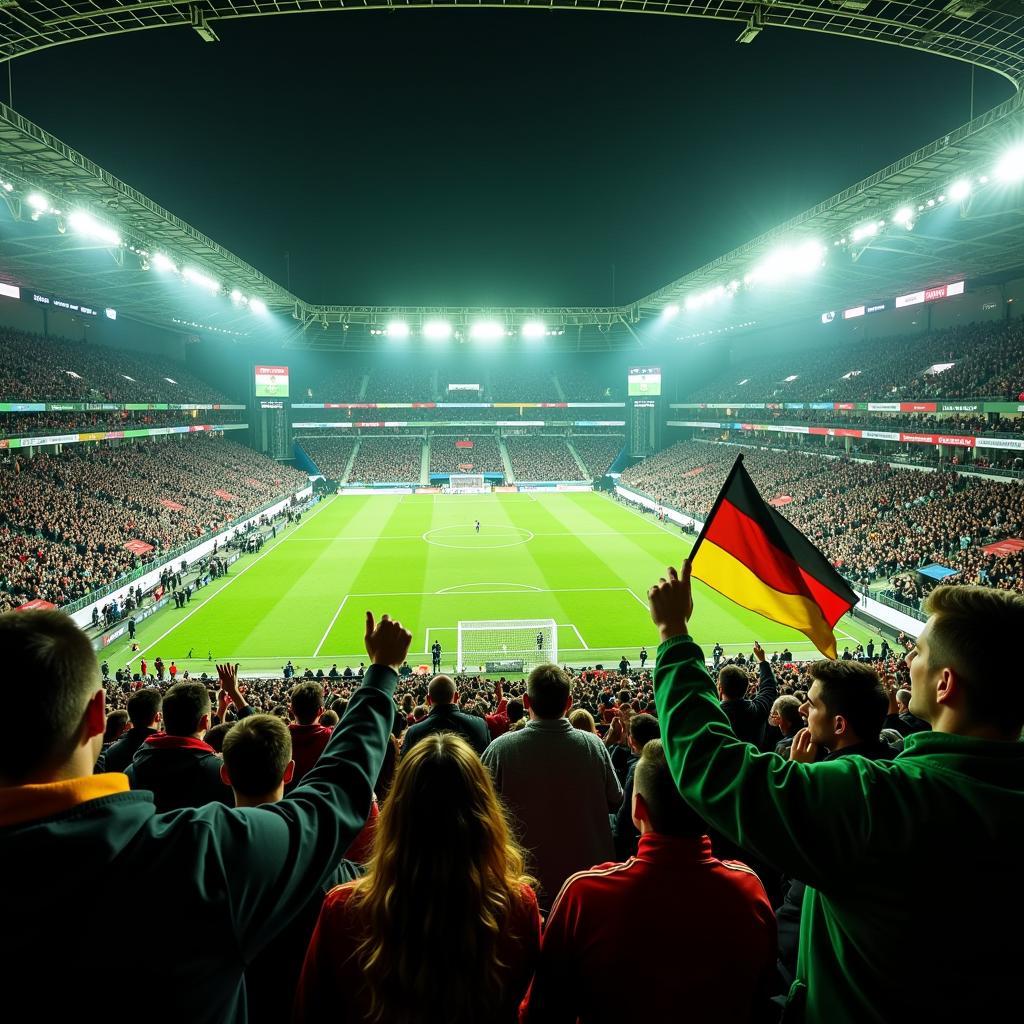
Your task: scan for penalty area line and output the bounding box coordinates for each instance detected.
[314,595,350,657]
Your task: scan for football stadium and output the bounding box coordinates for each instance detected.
[2,3,1024,1022]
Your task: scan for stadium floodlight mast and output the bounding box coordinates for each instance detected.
[745,240,824,285]
[521,320,546,340]
[26,192,51,213]
[182,266,221,293]
[385,320,410,339]
[152,252,177,273]
[249,298,268,316]
[893,206,915,229]
[469,320,506,342]
[68,210,121,247]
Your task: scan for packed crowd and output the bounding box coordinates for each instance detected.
[0,436,306,610]
[0,407,246,439]
[505,435,586,481]
[293,364,368,403]
[689,317,1024,403]
[0,327,234,403]
[555,368,620,401]
[429,435,504,474]
[5,569,1020,1023]
[570,435,623,477]
[620,440,1024,598]
[296,437,359,481]
[347,437,423,483]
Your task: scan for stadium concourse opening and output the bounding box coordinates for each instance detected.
[4,6,1024,1020]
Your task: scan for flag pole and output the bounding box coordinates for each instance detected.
[688,453,745,561]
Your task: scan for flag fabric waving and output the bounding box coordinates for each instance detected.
[690,454,857,659]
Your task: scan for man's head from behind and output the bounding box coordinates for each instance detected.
[427,675,456,707]
[909,585,1024,738]
[162,682,212,738]
[800,661,887,750]
[127,688,162,730]
[290,681,324,725]
[0,610,105,785]
[628,713,661,754]
[632,739,705,838]
[220,714,294,806]
[717,665,749,701]
[524,664,571,720]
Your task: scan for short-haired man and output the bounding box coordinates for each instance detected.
[649,569,1024,1022]
[402,674,489,755]
[288,680,332,792]
[717,641,777,751]
[769,695,803,757]
[887,686,930,736]
[124,680,235,811]
[611,712,662,859]
[0,608,406,1023]
[483,664,622,909]
[96,687,162,774]
[522,739,775,1023]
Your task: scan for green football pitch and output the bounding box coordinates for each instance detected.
[110,491,884,677]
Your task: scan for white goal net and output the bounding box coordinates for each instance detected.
[457,619,558,673]
[445,473,489,494]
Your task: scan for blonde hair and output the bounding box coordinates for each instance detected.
[568,708,596,733]
[348,733,535,1023]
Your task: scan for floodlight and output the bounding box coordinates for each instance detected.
[949,179,971,201]
[152,252,177,273]
[748,240,824,284]
[470,320,505,342]
[230,289,244,303]
[182,266,221,293]
[995,145,1024,183]
[423,319,452,341]
[68,210,121,246]
[385,320,410,339]
[26,192,50,212]
[249,298,268,315]
[521,321,546,339]
[893,207,914,227]
[851,222,879,242]
[661,304,679,319]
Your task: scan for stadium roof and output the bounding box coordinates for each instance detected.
[4,0,1024,85]
[2,9,1024,349]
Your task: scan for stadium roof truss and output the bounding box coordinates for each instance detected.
[2,3,1024,348]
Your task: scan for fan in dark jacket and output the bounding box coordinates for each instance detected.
[716,642,778,751]
[402,675,489,756]
[96,687,163,774]
[125,681,237,811]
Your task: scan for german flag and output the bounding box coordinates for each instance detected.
[691,454,857,658]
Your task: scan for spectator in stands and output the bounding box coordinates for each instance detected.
[0,608,406,1022]
[649,565,1024,1021]
[482,664,622,909]
[294,733,540,1023]
[890,686,931,735]
[717,641,777,750]
[100,709,129,751]
[610,712,662,859]
[124,680,237,812]
[95,687,161,773]
[287,681,333,791]
[403,674,489,756]
[769,695,803,757]
[522,739,776,1023]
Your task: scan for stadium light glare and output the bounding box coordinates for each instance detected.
[182,266,221,293]
[893,207,914,228]
[995,145,1024,183]
[152,252,177,273]
[521,320,546,339]
[26,192,50,212]
[249,298,268,316]
[470,320,505,343]
[67,210,121,246]
[230,289,244,304]
[422,319,452,341]
[851,222,879,242]
[661,304,679,319]
[747,240,824,284]
[384,320,410,339]
[950,179,971,201]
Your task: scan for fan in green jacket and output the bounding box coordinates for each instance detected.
[649,561,1024,1024]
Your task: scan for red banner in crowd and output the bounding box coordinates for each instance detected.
[15,599,57,611]
[458,463,475,471]
[124,540,155,556]
[245,477,263,487]
[982,538,1024,558]
[769,495,794,507]
[160,499,185,511]
[455,440,474,448]
[214,489,237,501]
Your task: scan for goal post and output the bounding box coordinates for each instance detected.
[445,473,489,494]
[456,619,558,673]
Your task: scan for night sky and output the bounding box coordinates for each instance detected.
[8,11,1014,307]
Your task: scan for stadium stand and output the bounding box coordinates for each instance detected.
[295,437,358,480]
[570,435,623,477]
[346,436,423,482]
[0,327,234,403]
[428,434,504,474]
[490,367,560,402]
[686,318,1024,403]
[293,363,367,402]
[0,437,306,611]
[0,407,247,438]
[555,367,620,401]
[362,365,436,402]
[504,435,585,481]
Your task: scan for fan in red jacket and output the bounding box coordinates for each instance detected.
[287,680,332,791]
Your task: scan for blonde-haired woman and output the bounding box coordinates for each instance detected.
[294,732,540,1023]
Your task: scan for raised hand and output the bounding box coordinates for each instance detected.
[648,560,694,642]
[364,611,413,669]
[216,662,240,696]
[752,641,766,663]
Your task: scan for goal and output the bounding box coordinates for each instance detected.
[457,619,558,673]
[445,473,489,494]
